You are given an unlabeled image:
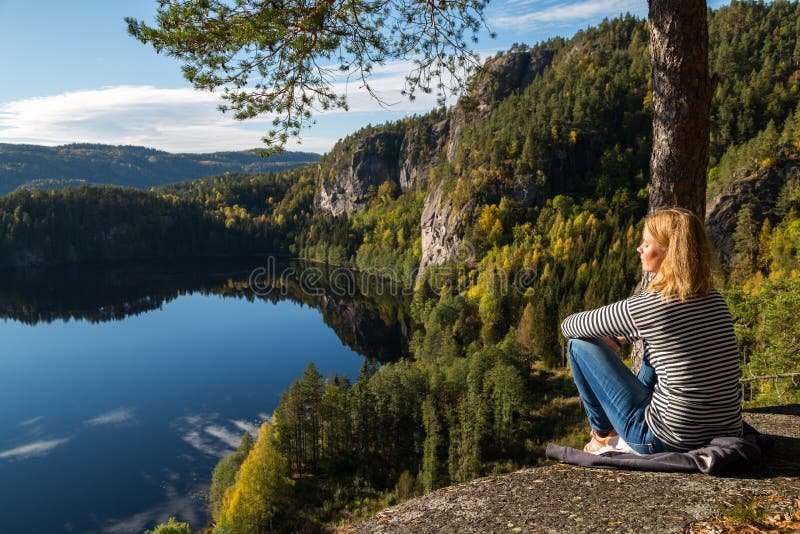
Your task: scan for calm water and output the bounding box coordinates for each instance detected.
[0,260,405,533]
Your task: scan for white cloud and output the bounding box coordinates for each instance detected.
[177,413,270,458]
[19,416,44,426]
[86,408,135,426]
[0,437,71,460]
[491,0,646,30]
[0,59,453,154]
[177,414,234,457]
[204,425,242,449]
[257,412,272,423]
[181,430,219,457]
[231,419,260,438]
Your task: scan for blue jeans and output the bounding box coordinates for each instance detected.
[568,338,671,455]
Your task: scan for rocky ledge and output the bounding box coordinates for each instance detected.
[349,406,800,533]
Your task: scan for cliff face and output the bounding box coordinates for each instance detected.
[313,46,556,276]
[415,47,556,276]
[418,184,471,278]
[314,118,452,217]
[399,118,449,191]
[314,131,405,217]
[445,46,555,163]
[706,149,800,266]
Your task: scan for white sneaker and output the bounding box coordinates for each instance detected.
[589,434,640,456]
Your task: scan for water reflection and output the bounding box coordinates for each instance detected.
[0,258,411,360]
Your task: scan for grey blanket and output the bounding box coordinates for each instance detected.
[545,426,772,475]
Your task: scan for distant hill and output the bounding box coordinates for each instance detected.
[0,143,320,195]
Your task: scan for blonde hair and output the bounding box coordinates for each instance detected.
[645,207,713,301]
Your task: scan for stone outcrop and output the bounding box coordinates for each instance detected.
[349,406,800,533]
[415,47,558,281]
[706,151,799,266]
[314,120,452,217]
[399,118,449,192]
[314,45,557,279]
[314,131,405,217]
[417,185,473,282]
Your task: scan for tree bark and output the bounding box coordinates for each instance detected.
[648,0,711,221]
[630,1,712,373]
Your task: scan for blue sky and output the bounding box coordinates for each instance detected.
[0,0,728,154]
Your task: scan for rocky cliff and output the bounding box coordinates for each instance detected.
[706,148,800,267]
[446,45,556,163]
[314,130,405,217]
[314,46,556,277]
[418,184,471,277]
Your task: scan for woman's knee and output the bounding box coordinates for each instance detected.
[567,338,594,360]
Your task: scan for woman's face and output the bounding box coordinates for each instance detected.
[637,228,666,273]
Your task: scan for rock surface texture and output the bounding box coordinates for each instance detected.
[417,185,472,281]
[314,131,405,217]
[349,406,800,533]
[706,152,799,266]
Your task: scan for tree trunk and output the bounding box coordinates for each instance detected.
[648,0,711,221]
[630,0,712,373]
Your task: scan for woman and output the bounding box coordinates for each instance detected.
[561,208,742,454]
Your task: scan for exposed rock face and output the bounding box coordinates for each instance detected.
[314,45,556,276]
[418,185,472,282]
[706,154,799,266]
[419,48,556,278]
[399,119,449,191]
[511,173,546,209]
[314,131,404,217]
[471,47,555,111]
[315,121,451,217]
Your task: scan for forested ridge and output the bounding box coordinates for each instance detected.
[0,143,319,195]
[2,2,799,532]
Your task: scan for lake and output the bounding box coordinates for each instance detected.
[0,259,408,533]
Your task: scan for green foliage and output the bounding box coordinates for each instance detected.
[721,500,766,525]
[209,432,254,523]
[517,300,559,368]
[0,168,317,267]
[727,277,800,406]
[127,1,491,148]
[420,394,445,492]
[0,143,318,195]
[709,1,800,164]
[146,517,191,534]
[724,197,800,406]
[394,470,420,502]
[214,423,294,534]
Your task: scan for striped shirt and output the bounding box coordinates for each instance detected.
[561,290,742,450]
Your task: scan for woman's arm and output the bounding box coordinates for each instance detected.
[560,299,639,342]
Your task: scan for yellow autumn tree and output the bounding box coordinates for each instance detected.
[215,422,294,534]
